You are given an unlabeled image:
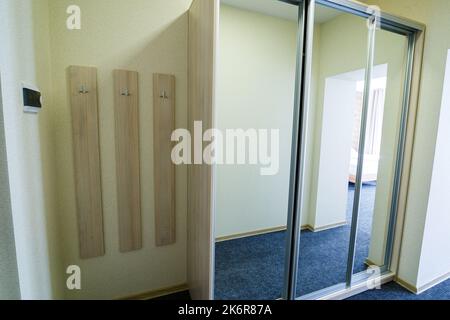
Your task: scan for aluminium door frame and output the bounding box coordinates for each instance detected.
[283,0,425,300]
[283,0,315,300]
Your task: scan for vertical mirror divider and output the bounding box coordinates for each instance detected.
[284,0,316,300]
[345,15,377,286]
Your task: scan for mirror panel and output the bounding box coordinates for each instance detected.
[354,28,409,276]
[296,4,370,298]
[215,0,299,300]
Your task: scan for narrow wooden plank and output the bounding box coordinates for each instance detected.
[153,74,176,246]
[113,70,142,252]
[68,66,105,259]
[187,0,218,300]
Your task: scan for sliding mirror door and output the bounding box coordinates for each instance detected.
[285,0,421,300]
[214,0,300,300]
[352,26,409,277]
[212,0,420,301]
[294,3,371,298]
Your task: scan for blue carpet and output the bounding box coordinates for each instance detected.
[215,184,385,300]
[349,280,450,300]
[153,280,450,300]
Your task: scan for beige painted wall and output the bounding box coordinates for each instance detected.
[301,23,322,227]
[215,5,297,238]
[359,0,450,289]
[2,0,448,299]
[48,0,191,299]
[0,0,63,299]
[420,49,450,290]
[0,59,20,300]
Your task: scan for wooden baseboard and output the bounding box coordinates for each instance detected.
[349,175,377,184]
[118,283,189,300]
[304,221,347,233]
[216,221,348,243]
[417,271,450,294]
[364,258,382,267]
[395,277,418,294]
[215,226,287,242]
[396,271,450,295]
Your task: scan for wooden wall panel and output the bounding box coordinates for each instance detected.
[187,0,219,300]
[68,66,105,259]
[113,70,142,252]
[153,74,176,247]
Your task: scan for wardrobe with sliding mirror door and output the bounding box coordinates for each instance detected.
[186,0,424,301]
[294,2,411,299]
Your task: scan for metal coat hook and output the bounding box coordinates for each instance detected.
[160,90,169,100]
[121,88,131,97]
[79,85,89,94]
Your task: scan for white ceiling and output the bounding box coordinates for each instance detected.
[315,6,342,23]
[221,0,341,23]
[222,0,298,21]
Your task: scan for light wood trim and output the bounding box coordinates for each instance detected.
[397,271,450,295]
[118,283,189,300]
[187,0,219,300]
[216,226,287,242]
[417,272,450,294]
[214,224,322,243]
[214,221,349,243]
[153,74,176,247]
[349,174,377,184]
[395,277,418,294]
[396,272,450,295]
[391,29,426,275]
[68,66,105,259]
[364,258,381,267]
[305,221,348,232]
[114,70,142,253]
